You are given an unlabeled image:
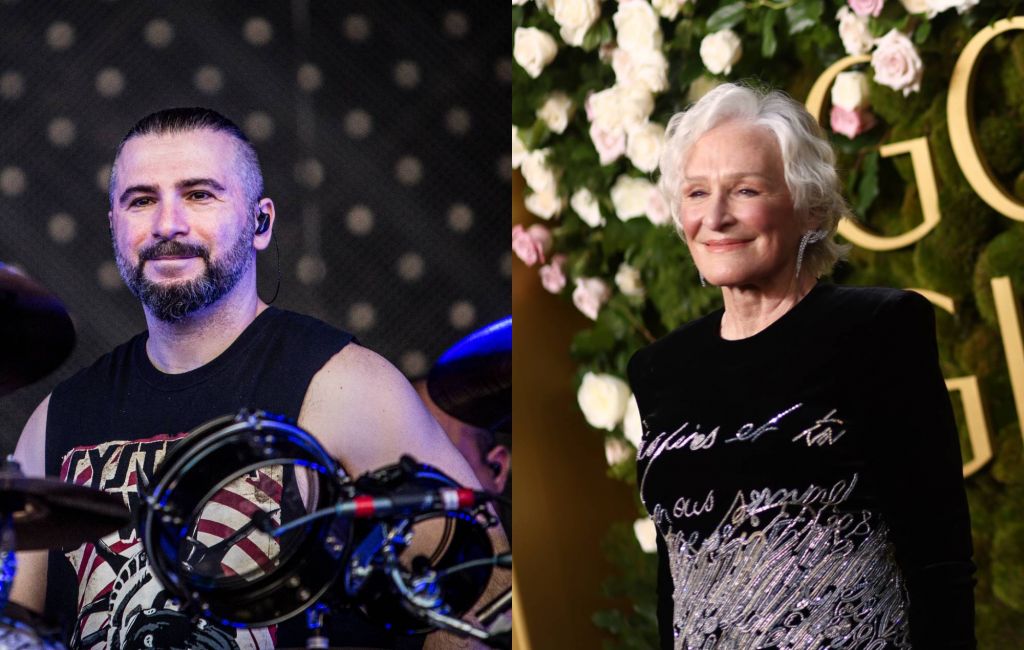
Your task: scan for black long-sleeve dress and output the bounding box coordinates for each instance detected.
[628,283,975,649]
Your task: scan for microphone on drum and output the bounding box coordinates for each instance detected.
[259,487,496,537]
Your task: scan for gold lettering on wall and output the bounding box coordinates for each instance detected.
[991,276,1024,444]
[948,17,1024,221]
[807,58,942,251]
[910,288,993,476]
[840,138,942,250]
[946,377,994,477]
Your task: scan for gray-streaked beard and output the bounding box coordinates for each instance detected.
[114,224,254,323]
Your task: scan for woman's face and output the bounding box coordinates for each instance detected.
[678,120,807,292]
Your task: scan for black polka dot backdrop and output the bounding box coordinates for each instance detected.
[0,1,510,449]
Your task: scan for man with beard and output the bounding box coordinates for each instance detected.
[10,108,506,650]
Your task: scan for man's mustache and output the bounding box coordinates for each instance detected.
[138,240,210,262]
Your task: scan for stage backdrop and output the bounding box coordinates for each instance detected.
[513,0,1024,647]
[0,1,510,448]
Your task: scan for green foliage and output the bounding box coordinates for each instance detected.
[514,1,1024,645]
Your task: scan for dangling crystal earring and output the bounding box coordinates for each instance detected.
[796,229,827,279]
[699,271,707,287]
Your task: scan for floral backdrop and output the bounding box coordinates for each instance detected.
[512,0,1024,646]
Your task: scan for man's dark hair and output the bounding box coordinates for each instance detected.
[108,107,263,208]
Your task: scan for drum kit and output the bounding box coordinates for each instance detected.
[0,264,513,649]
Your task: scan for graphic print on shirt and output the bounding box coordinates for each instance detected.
[60,434,280,650]
[652,474,911,650]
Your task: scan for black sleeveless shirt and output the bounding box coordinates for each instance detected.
[43,308,421,649]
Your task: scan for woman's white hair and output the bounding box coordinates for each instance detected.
[657,82,850,279]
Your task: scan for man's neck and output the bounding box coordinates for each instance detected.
[143,281,267,374]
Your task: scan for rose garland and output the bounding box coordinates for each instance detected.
[513,0,1024,645]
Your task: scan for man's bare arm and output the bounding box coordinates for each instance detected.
[298,344,510,647]
[10,395,51,614]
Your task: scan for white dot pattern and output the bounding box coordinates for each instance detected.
[449,301,476,330]
[47,117,76,147]
[95,68,125,98]
[395,156,423,186]
[343,109,373,139]
[0,71,25,100]
[243,17,273,46]
[346,205,374,235]
[194,65,224,94]
[97,261,123,291]
[297,63,322,92]
[347,302,376,332]
[46,22,75,51]
[144,19,175,48]
[296,254,327,285]
[294,158,325,189]
[447,203,474,232]
[47,212,76,244]
[442,11,470,39]
[393,60,421,89]
[342,15,371,42]
[445,107,471,136]
[399,350,428,377]
[244,111,274,142]
[396,252,425,282]
[0,167,27,197]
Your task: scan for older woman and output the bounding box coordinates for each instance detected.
[628,83,974,649]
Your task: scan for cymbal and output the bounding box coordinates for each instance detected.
[427,316,511,432]
[0,264,75,396]
[0,471,131,551]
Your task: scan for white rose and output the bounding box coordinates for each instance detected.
[633,517,658,553]
[577,371,631,430]
[646,187,671,226]
[615,263,645,298]
[618,83,655,130]
[612,47,669,94]
[520,148,559,194]
[524,187,564,220]
[898,0,929,12]
[572,277,611,320]
[871,29,923,97]
[613,0,663,53]
[687,75,722,102]
[835,6,874,56]
[512,125,527,169]
[611,175,656,221]
[831,71,870,111]
[700,29,742,75]
[571,188,605,227]
[589,122,626,165]
[925,0,979,18]
[552,0,601,46]
[586,86,625,131]
[652,0,686,20]
[626,121,665,173]
[514,27,558,78]
[604,437,633,466]
[512,0,529,5]
[622,393,643,448]
[537,91,574,134]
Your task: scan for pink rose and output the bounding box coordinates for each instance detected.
[646,188,671,226]
[572,277,611,320]
[848,0,884,16]
[871,29,923,96]
[512,224,553,267]
[589,122,626,165]
[539,254,568,293]
[829,105,877,139]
